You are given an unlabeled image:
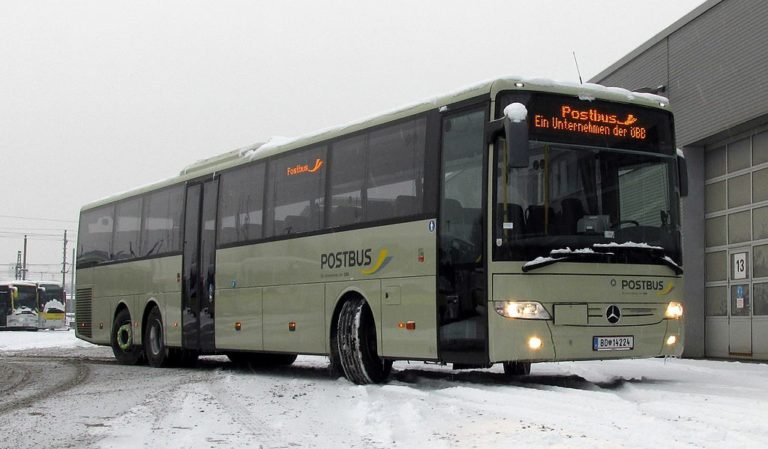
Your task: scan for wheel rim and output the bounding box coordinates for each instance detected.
[117,323,132,351]
[149,321,162,356]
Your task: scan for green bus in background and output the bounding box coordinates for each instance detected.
[75,77,686,384]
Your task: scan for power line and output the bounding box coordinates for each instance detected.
[0,231,76,238]
[0,226,77,232]
[0,214,77,223]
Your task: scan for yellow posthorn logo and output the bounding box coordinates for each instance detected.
[360,248,392,275]
[656,282,675,296]
[287,158,324,176]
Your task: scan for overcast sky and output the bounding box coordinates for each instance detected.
[0,0,706,282]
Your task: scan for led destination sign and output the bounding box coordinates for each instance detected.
[534,106,646,140]
[500,92,675,154]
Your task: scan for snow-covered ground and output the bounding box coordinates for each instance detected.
[1,331,767,448]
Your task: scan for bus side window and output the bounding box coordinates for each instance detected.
[366,118,426,221]
[218,163,265,245]
[265,146,326,238]
[77,205,114,266]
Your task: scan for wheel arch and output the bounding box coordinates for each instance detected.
[329,287,381,354]
[141,297,161,342]
[112,300,132,335]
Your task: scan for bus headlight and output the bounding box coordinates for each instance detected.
[495,301,551,320]
[664,301,684,319]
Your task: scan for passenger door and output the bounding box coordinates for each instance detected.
[437,105,488,364]
[182,179,219,353]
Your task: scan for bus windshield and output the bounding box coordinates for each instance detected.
[494,142,682,264]
[40,285,66,312]
[14,286,37,311]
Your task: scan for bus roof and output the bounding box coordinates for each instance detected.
[81,76,670,211]
[0,280,38,288]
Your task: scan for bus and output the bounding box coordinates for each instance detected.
[75,77,686,383]
[0,281,39,330]
[36,281,67,330]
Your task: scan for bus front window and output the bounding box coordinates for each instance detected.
[14,287,38,312]
[494,142,682,265]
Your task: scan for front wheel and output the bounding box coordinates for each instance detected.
[144,306,169,368]
[111,308,144,365]
[336,298,392,384]
[502,361,531,377]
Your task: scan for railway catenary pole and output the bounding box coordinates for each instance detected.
[22,235,27,280]
[61,230,68,288]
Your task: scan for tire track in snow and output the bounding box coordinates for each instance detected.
[0,358,89,416]
[207,370,280,448]
[88,369,215,448]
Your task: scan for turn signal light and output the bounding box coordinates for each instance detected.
[235,322,242,331]
[666,335,677,346]
[288,321,296,332]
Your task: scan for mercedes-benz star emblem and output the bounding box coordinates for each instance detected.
[606,305,621,324]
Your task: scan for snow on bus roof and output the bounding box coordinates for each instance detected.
[82,76,671,210]
[237,77,668,162]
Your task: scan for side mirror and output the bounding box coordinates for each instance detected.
[486,103,530,169]
[677,150,688,197]
[504,103,530,168]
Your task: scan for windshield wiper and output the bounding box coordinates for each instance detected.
[522,243,683,275]
[592,242,683,275]
[522,248,612,272]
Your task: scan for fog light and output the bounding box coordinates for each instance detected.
[528,336,543,350]
[666,335,677,346]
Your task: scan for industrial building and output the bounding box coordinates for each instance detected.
[591,0,768,358]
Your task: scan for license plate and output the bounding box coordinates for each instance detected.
[593,336,634,351]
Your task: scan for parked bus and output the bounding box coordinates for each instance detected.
[36,281,67,330]
[75,77,686,383]
[0,281,39,330]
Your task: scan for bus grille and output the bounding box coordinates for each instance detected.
[75,288,93,338]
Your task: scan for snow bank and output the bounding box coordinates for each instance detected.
[0,329,96,350]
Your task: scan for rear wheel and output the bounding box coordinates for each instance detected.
[502,361,531,377]
[144,306,169,368]
[111,308,144,365]
[336,298,391,384]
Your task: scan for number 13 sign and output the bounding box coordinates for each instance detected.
[733,252,748,280]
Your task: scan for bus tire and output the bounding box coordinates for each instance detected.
[328,331,344,378]
[111,308,144,365]
[144,306,169,368]
[502,361,531,376]
[336,298,391,384]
